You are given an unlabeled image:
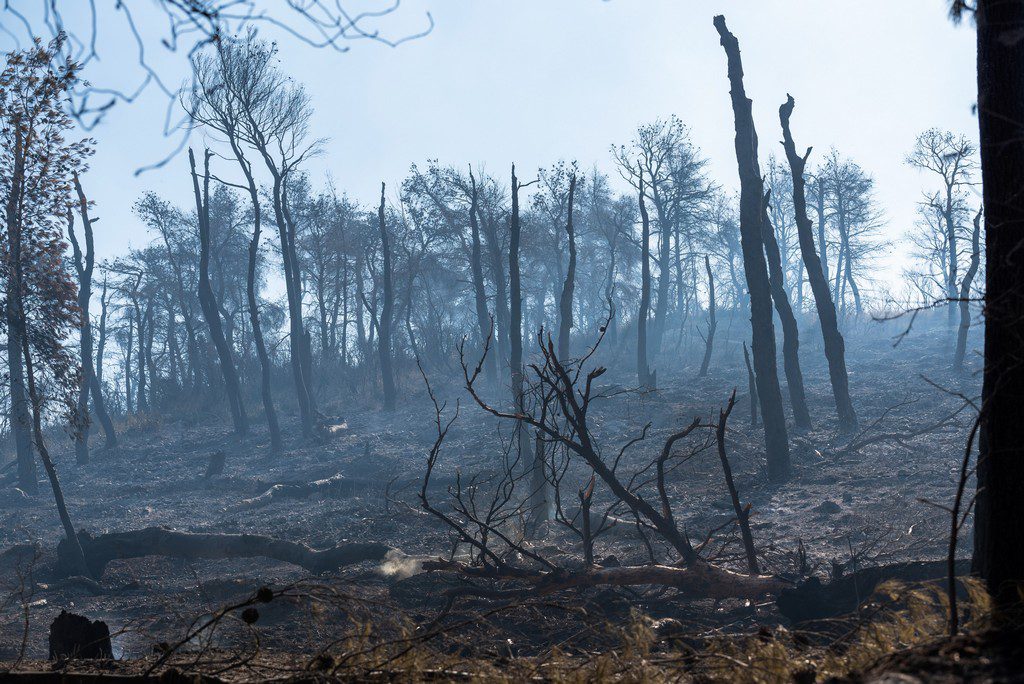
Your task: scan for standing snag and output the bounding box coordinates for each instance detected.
[714,14,791,481]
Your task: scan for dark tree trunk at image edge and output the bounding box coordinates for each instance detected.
[761,192,812,431]
[377,182,396,411]
[189,149,248,436]
[973,0,1024,617]
[779,95,858,432]
[714,14,790,481]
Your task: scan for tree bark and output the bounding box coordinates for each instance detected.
[469,172,497,389]
[761,193,812,431]
[557,174,578,362]
[714,14,791,481]
[376,182,396,411]
[637,169,655,389]
[189,149,248,436]
[68,175,118,458]
[973,0,1024,616]
[779,96,858,432]
[698,255,716,377]
[5,128,36,494]
[953,208,982,372]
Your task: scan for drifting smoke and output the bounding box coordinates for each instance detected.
[378,550,424,580]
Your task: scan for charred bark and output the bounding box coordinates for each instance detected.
[761,192,812,431]
[68,175,118,459]
[698,255,716,377]
[377,182,397,411]
[637,169,655,389]
[779,96,858,432]
[557,173,578,362]
[953,208,982,372]
[973,0,1024,616]
[189,149,248,436]
[714,14,791,481]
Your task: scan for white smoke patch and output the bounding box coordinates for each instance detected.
[378,550,424,580]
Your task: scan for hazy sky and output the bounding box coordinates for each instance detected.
[1,1,978,289]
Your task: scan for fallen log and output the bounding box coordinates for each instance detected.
[423,558,786,600]
[230,473,354,511]
[56,527,395,579]
[776,559,972,623]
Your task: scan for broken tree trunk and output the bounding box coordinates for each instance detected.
[56,527,395,579]
[779,95,858,432]
[716,391,759,575]
[715,14,790,481]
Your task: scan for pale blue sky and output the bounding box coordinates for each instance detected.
[1,1,977,288]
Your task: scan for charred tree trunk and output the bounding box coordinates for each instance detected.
[189,149,248,436]
[68,175,117,460]
[716,391,758,575]
[233,143,283,452]
[637,169,655,389]
[5,129,36,494]
[779,96,858,432]
[377,182,397,411]
[699,255,716,377]
[954,208,982,372]
[715,14,791,481]
[973,0,1024,617]
[761,193,812,431]
[743,341,758,428]
[469,171,497,389]
[557,174,578,362]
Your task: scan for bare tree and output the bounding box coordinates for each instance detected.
[779,96,858,431]
[68,175,118,461]
[698,254,716,377]
[714,15,791,481]
[376,183,396,410]
[557,173,578,362]
[907,129,977,325]
[190,148,248,436]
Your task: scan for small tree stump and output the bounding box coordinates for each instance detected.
[48,610,113,659]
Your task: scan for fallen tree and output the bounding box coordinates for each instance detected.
[56,527,395,579]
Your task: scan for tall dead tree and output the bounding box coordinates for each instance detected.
[557,173,578,362]
[907,128,976,326]
[637,168,655,389]
[698,255,716,377]
[971,0,1024,617]
[189,149,248,436]
[953,208,982,372]
[779,96,858,432]
[190,47,283,451]
[68,175,118,462]
[761,192,812,431]
[377,182,396,411]
[469,170,497,389]
[714,15,791,481]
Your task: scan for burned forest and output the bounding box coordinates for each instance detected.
[0,2,1021,682]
